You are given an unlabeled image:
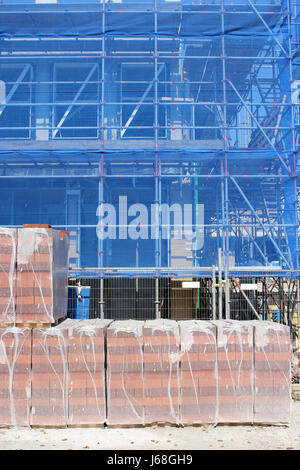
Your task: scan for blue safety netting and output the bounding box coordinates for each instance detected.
[0,0,298,276]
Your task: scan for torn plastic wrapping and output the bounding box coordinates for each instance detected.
[31,322,69,426]
[106,320,144,426]
[0,327,31,426]
[144,319,180,425]
[179,320,217,425]
[16,228,69,324]
[252,320,291,425]
[213,320,254,424]
[0,228,17,324]
[67,318,112,425]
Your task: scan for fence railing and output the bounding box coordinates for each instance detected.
[67,268,299,345]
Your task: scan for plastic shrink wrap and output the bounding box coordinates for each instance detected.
[0,327,31,426]
[0,319,292,427]
[0,228,17,324]
[213,320,254,424]
[106,320,144,425]
[31,322,69,426]
[143,319,180,425]
[67,319,112,425]
[252,320,291,424]
[179,321,217,424]
[16,228,69,324]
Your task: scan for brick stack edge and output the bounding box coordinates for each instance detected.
[253,321,291,424]
[0,319,292,426]
[0,228,17,324]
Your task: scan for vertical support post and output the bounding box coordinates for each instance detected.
[218,247,223,319]
[101,4,105,143]
[297,279,300,351]
[154,2,160,320]
[224,154,230,320]
[154,157,161,268]
[155,276,160,319]
[100,277,104,320]
[287,0,300,272]
[212,265,216,320]
[98,154,104,269]
[225,262,230,319]
[99,3,106,320]
[154,1,161,270]
[98,156,105,319]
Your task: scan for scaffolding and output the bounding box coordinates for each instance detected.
[0,1,299,332]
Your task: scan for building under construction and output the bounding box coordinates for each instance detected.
[0,0,299,331]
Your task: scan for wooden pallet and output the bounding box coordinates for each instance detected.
[68,424,105,429]
[180,423,211,427]
[22,224,52,228]
[105,423,145,429]
[31,425,67,429]
[0,317,66,329]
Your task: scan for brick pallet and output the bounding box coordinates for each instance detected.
[67,319,112,426]
[143,319,180,425]
[31,323,69,426]
[214,320,254,424]
[253,321,291,424]
[0,327,31,426]
[179,320,217,425]
[16,228,69,325]
[106,320,144,426]
[0,319,292,427]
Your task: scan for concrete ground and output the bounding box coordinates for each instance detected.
[0,401,299,451]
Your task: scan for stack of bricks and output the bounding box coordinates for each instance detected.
[0,228,17,324]
[0,327,31,426]
[106,320,144,426]
[67,319,112,426]
[0,318,293,427]
[16,227,69,325]
[31,323,69,426]
[214,320,254,423]
[179,320,217,424]
[143,319,180,425]
[253,320,291,424]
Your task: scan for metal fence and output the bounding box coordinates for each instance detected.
[67,276,213,321]
[67,269,299,340]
